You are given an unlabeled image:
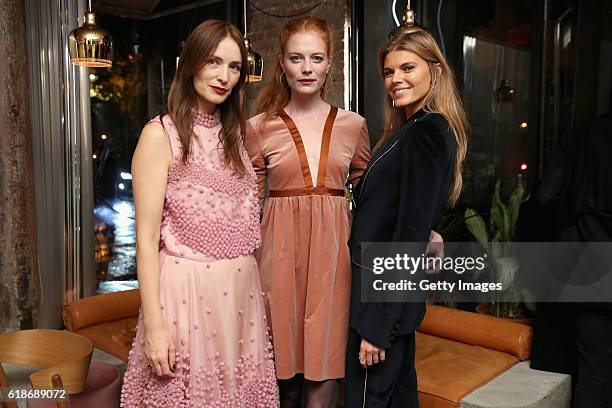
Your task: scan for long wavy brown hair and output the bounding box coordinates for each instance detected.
[165,19,248,175]
[377,27,469,205]
[256,16,332,125]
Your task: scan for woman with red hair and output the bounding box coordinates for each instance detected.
[245,16,371,407]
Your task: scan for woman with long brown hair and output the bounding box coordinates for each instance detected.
[120,20,279,406]
[345,26,469,407]
[244,16,371,407]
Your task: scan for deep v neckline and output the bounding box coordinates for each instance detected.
[279,106,338,188]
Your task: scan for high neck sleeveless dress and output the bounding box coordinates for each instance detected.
[120,112,279,407]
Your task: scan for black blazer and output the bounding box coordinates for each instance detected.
[348,110,456,349]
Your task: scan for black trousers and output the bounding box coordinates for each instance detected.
[345,328,419,408]
[531,303,612,408]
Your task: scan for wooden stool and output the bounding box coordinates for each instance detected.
[0,329,93,408]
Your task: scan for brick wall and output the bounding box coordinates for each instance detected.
[244,0,347,116]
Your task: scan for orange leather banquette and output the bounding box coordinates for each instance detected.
[416,304,532,408]
[63,291,531,408]
[63,289,141,362]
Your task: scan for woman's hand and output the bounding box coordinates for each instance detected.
[425,230,444,274]
[145,325,176,377]
[359,338,385,368]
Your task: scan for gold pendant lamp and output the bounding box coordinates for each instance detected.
[389,0,419,39]
[243,0,263,82]
[68,0,113,67]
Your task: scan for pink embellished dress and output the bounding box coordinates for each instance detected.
[120,112,280,407]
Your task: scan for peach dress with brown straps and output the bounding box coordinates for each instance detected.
[245,106,371,381]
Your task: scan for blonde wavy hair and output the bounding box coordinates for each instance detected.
[377,27,469,206]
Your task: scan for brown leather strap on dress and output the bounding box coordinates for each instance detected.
[279,111,313,188]
[269,186,345,197]
[279,106,338,189]
[317,106,338,187]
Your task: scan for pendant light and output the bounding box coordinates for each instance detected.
[243,0,263,82]
[389,0,418,39]
[68,0,113,67]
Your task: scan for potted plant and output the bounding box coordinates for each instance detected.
[464,180,532,319]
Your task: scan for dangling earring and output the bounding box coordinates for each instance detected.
[392,99,396,108]
[279,72,288,88]
[321,72,332,91]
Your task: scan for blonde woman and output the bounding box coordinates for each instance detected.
[345,26,469,407]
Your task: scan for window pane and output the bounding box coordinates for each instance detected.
[91,3,227,294]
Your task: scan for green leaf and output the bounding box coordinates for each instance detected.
[508,180,530,235]
[490,183,508,241]
[503,206,512,241]
[521,288,536,312]
[465,208,488,247]
[492,180,521,241]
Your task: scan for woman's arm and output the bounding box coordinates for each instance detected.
[132,121,175,377]
[349,118,372,185]
[393,121,454,242]
[244,119,268,212]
